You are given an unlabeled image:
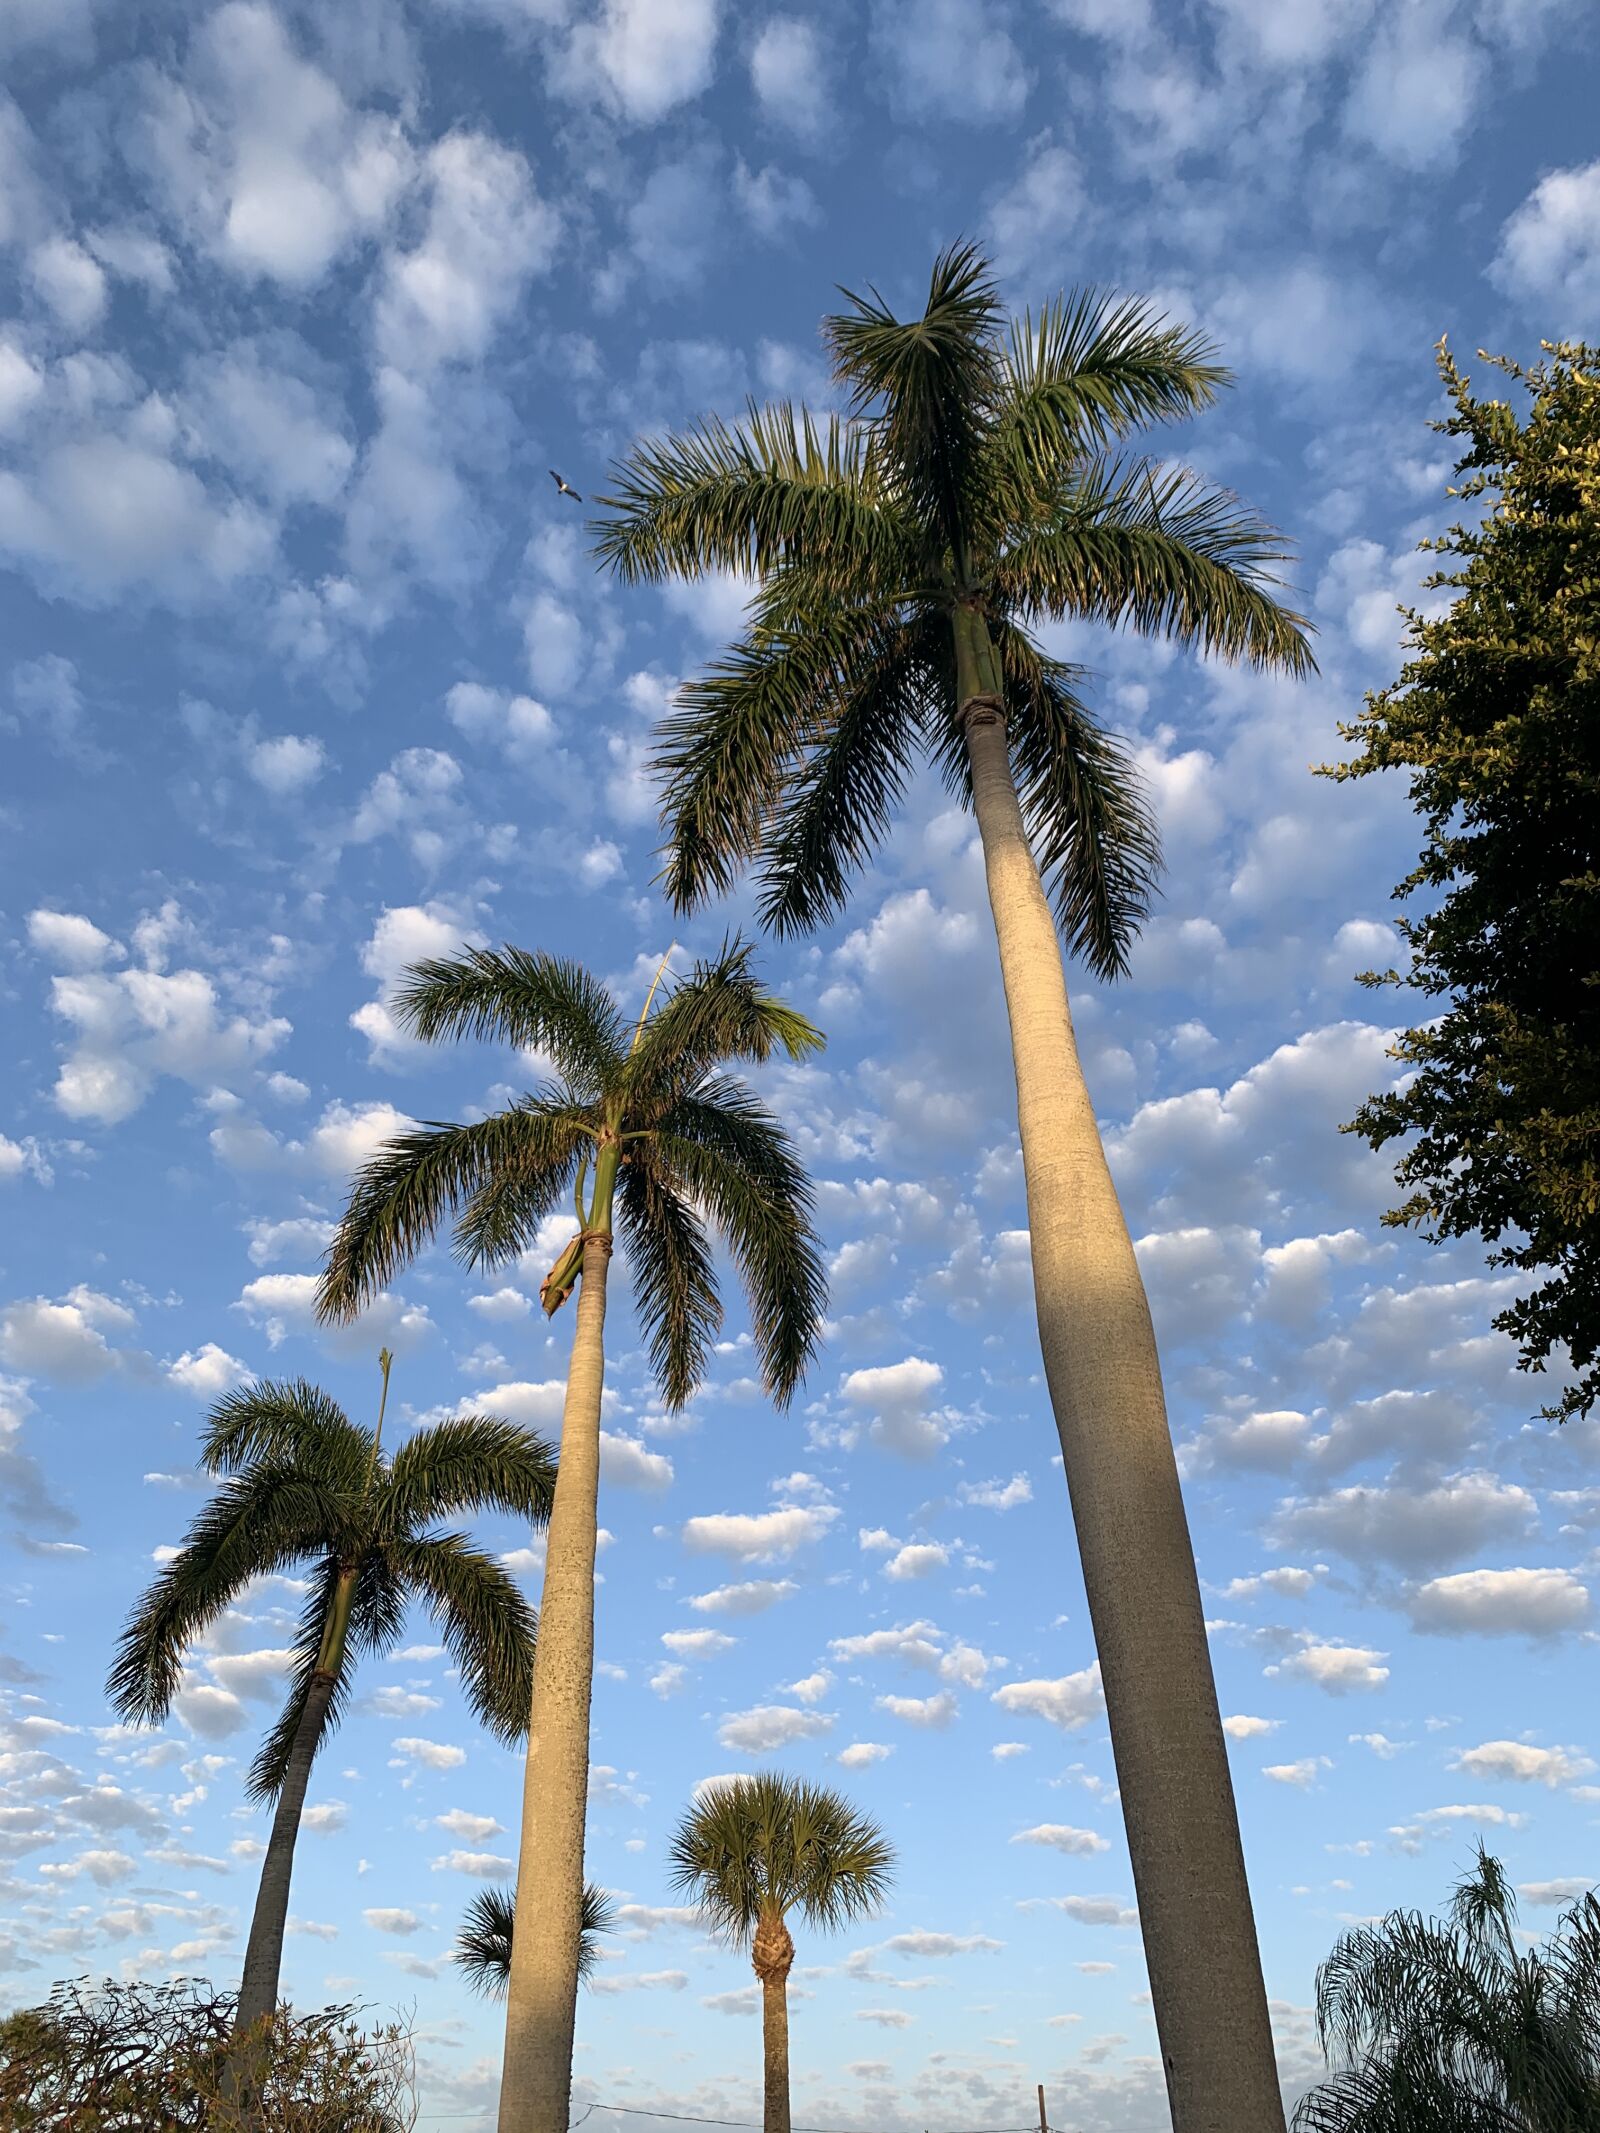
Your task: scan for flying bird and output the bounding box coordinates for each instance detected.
[549,470,583,502]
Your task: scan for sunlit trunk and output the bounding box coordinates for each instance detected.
[497,1149,616,2133]
[954,602,1285,2133]
[752,1909,794,2133]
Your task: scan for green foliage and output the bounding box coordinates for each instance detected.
[0,1976,415,2131]
[453,1882,618,1997]
[1327,341,1600,1423]
[667,1773,895,1945]
[106,1375,554,1795]
[317,937,828,1412]
[1293,1845,1600,2133]
[593,241,1312,979]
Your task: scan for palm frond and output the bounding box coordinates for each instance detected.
[318,1105,586,1322]
[626,939,824,1109]
[651,601,915,916]
[990,623,1163,979]
[992,293,1228,488]
[199,1379,366,1482]
[382,1416,556,1535]
[996,455,1315,673]
[652,1083,826,1407]
[751,612,937,939]
[455,1881,617,1997]
[617,1154,723,1410]
[393,948,629,1092]
[105,1469,340,1724]
[591,402,899,597]
[392,1532,537,1747]
[825,240,1002,561]
[668,1774,894,1947]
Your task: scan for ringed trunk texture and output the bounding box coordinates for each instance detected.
[224,1659,340,2116]
[497,1230,611,2133]
[751,1911,794,2133]
[955,611,1284,2133]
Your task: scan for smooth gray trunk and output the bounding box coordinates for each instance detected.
[956,611,1285,2133]
[496,1232,610,2133]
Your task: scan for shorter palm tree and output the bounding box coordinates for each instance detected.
[1295,1843,1600,2133]
[668,1775,895,2133]
[107,1357,555,2074]
[455,1882,618,1996]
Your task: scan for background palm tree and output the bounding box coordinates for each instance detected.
[107,1358,553,2074]
[317,938,828,2133]
[454,1882,618,1996]
[1295,1844,1600,2133]
[592,242,1314,2133]
[668,1774,894,2133]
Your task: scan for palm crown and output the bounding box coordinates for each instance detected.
[107,1378,555,1798]
[455,1882,618,1996]
[594,241,1314,975]
[1296,1844,1600,2132]
[317,937,827,1410]
[667,1774,895,1944]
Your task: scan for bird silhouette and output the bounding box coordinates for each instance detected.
[549,470,583,502]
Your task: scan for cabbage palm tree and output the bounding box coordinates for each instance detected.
[668,1776,894,2133]
[592,243,1314,2133]
[107,1357,553,2077]
[316,939,827,2133]
[1296,1845,1600,2132]
[454,1882,618,1996]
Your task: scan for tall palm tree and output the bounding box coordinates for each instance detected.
[107,1356,554,2070]
[592,243,1315,2133]
[1295,1845,1600,2132]
[454,1882,618,1996]
[316,938,827,2133]
[668,1775,894,2133]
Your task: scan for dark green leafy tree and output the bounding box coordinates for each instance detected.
[592,242,1313,2133]
[1325,340,1600,1425]
[316,938,827,2133]
[454,1882,618,1996]
[107,1358,553,2076]
[1294,1844,1600,2133]
[668,1775,894,2133]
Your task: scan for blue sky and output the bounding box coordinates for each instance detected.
[3,0,1600,2127]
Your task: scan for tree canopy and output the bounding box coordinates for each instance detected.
[1327,340,1600,1423]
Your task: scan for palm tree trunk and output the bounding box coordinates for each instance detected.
[953,602,1284,2133]
[497,1169,615,2133]
[232,1666,339,2037]
[752,1910,794,2133]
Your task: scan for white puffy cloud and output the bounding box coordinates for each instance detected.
[374,133,559,371]
[1265,1640,1389,1695]
[882,1542,948,1582]
[869,0,1028,121]
[680,1503,837,1561]
[683,1578,797,1617]
[1519,1878,1596,1909]
[134,2,411,285]
[841,1357,948,1459]
[304,1100,417,1178]
[1492,158,1600,326]
[991,1665,1104,1731]
[1263,1758,1332,1789]
[1266,1472,1536,1574]
[837,1742,893,1769]
[27,236,108,331]
[985,137,1087,284]
[433,1847,515,1875]
[0,1286,136,1381]
[165,1344,249,1399]
[718,1703,833,1753]
[1451,1740,1596,1788]
[1222,1715,1280,1741]
[1052,1895,1138,1928]
[470,1381,568,1428]
[26,909,120,969]
[600,1432,674,1491]
[958,1473,1033,1512]
[434,1809,503,1841]
[445,680,556,759]
[248,734,326,795]
[173,1684,249,1740]
[660,1630,736,1658]
[364,1907,421,1934]
[875,1691,957,1729]
[1011,1824,1110,1855]
[1407,1568,1591,1640]
[749,15,830,139]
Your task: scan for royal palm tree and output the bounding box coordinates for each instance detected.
[669,1775,894,2133]
[316,939,827,2133]
[592,243,1314,2133]
[1296,1845,1600,2132]
[108,1356,553,2080]
[454,1882,618,1996]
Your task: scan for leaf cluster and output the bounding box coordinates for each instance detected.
[1326,340,1600,1422]
[106,1379,555,1798]
[666,1772,895,1946]
[594,242,1313,978]
[453,1882,618,1997]
[1294,1844,1600,2133]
